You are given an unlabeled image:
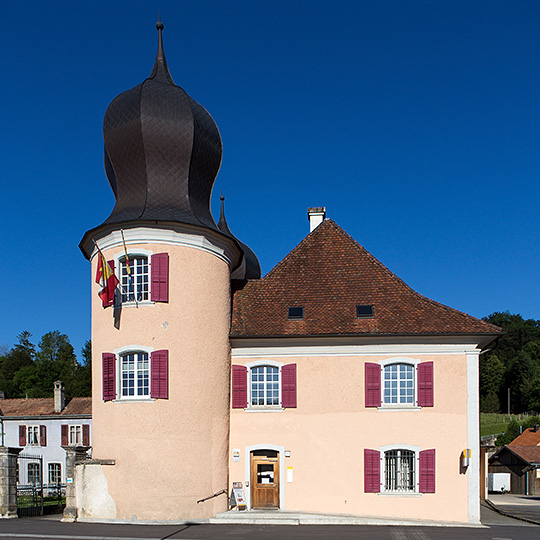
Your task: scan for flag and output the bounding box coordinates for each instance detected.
[95,244,119,307]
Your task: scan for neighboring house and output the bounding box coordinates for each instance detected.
[489,424,540,495]
[0,382,91,486]
[75,22,502,524]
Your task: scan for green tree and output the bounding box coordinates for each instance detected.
[479,353,504,401]
[71,340,92,397]
[0,331,35,397]
[495,419,521,446]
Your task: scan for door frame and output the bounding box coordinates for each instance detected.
[245,444,285,510]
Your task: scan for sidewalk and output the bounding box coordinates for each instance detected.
[486,493,540,525]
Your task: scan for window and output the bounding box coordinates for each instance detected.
[383,364,414,405]
[121,352,149,397]
[356,304,374,318]
[384,449,415,492]
[27,426,39,446]
[364,360,434,408]
[114,252,169,305]
[48,463,61,485]
[364,447,436,494]
[232,363,297,409]
[69,425,82,446]
[102,349,168,401]
[28,463,41,485]
[120,256,149,303]
[287,306,304,319]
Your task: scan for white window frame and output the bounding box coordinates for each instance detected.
[245,360,284,411]
[27,462,41,485]
[48,463,62,485]
[378,357,421,411]
[68,425,82,446]
[114,345,154,401]
[113,249,153,306]
[27,425,39,446]
[379,444,421,496]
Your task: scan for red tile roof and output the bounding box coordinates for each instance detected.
[509,427,540,446]
[0,397,91,417]
[231,220,502,339]
[500,445,540,465]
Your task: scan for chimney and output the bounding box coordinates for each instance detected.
[0,391,5,400]
[307,207,326,232]
[534,424,539,433]
[54,381,65,413]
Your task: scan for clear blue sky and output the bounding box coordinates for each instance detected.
[2,1,539,359]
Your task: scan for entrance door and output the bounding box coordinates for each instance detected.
[250,450,280,508]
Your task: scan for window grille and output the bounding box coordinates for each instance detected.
[384,449,415,492]
[251,366,280,406]
[121,352,149,397]
[121,257,149,303]
[383,363,414,404]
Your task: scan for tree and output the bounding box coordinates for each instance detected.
[0,331,35,398]
[71,340,92,397]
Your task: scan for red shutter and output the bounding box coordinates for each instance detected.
[417,362,434,407]
[39,425,47,447]
[151,253,169,302]
[102,260,116,307]
[61,425,68,446]
[82,424,90,446]
[19,425,26,446]
[150,350,169,399]
[281,363,297,408]
[364,449,381,493]
[365,363,381,407]
[102,352,116,401]
[419,449,436,493]
[232,365,247,408]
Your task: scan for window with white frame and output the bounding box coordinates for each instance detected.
[383,363,414,405]
[69,425,82,446]
[27,426,39,446]
[120,256,149,303]
[121,351,149,397]
[384,449,415,492]
[48,463,61,485]
[28,462,41,485]
[251,366,280,406]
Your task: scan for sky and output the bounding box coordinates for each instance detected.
[1,1,540,360]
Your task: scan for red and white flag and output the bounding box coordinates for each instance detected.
[95,244,119,307]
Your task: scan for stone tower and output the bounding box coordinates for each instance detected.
[79,21,259,520]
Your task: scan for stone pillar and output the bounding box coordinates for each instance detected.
[62,446,90,522]
[0,447,22,518]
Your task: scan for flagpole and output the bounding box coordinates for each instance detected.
[121,230,136,306]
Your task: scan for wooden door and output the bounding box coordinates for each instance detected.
[250,451,280,508]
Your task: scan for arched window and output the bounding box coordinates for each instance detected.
[384,449,415,492]
[383,363,414,405]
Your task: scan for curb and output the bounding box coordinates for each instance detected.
[485,499,540,526]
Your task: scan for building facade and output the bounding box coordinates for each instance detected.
[76,22,501,524]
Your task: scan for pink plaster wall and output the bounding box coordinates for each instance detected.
[91,242,231,520]
[229,354,470,523]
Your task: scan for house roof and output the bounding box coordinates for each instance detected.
[231,219,502,339]
[509,427,540,446]
[0,397,91,417]
[491,445,540,466]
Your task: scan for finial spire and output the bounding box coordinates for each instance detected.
[149,15,174,83]
[218,192,232,234]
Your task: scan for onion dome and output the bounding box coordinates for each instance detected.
[218,195,261,279]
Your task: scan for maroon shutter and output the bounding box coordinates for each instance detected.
[281,363,297,408]
[39,425,47,447]
[82,424,90,446]
[150,350,169,399]
[417,362,434,407]
[364,449,381,493]
[102,260,116,307]
[151,253,169,302]
[419,449,436,493]
[365,363,381,407]
[102,352,116,401]
[19,425,26,446]
[232,365,248,408]
[61,425,68,446]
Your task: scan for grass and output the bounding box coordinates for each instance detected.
[480,413,520,437]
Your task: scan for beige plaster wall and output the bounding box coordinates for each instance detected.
[229,353,470,523]
[91,242,231,520]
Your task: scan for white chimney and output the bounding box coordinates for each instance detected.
[54,381,65,413]
[307,207,326,232]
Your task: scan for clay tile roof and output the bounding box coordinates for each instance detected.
[509,427,540,446]
[0,397,91,417]
[231,219,502,339]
